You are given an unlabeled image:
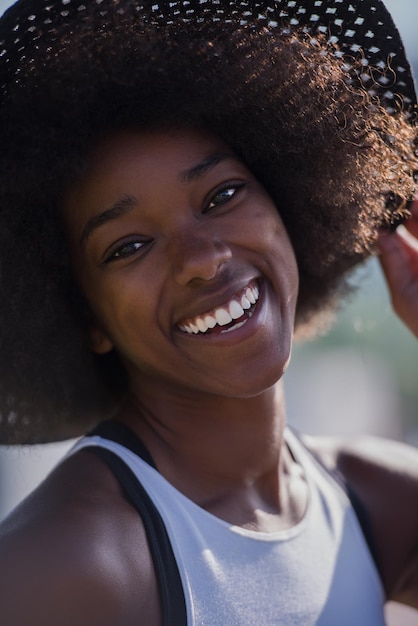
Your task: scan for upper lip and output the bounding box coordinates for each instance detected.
[175,276,260,327]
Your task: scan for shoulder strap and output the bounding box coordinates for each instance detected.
[89,419,157,468]
[86,421,188,626]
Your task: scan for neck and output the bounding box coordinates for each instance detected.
[117,380,288,507]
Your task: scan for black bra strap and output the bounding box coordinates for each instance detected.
[88,419,157,469]
[85,421,188,626]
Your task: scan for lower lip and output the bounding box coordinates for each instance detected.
[177,282,268,347]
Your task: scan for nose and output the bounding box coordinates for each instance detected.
[170,229,232,286]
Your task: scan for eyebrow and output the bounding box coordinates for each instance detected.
[79,152,236,246]
[80,194,137,246]
[178,152,235,184]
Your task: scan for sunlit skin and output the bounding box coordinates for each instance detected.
[378,200,418,338]
[62,128,304,517]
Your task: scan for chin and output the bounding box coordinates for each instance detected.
[220,351,291,399]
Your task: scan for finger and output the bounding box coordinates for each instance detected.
[377,230,410,292]
[409,198,418,216]
[396,225,418,259]
[378,226,418,338]
[404,199,418,239]
[377,228,418,297]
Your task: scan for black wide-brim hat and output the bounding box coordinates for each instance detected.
[0,0,416,445]
[0,0,416,116]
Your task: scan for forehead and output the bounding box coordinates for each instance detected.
[82,127,235,182]
[62,126,246,234]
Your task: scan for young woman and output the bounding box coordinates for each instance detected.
[0,1,417,624]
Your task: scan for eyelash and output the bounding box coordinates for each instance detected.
[204,182,246,213]
[104,239,148,263]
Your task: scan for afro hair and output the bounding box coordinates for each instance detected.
[0,3,416,442]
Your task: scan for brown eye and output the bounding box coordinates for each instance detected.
[205,183,245,212]
[105,240,146,263]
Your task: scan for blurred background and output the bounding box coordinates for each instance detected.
[0,0,417,622]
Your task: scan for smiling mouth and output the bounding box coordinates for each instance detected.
[178,282,260,335]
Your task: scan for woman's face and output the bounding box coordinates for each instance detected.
[62,127,299,400]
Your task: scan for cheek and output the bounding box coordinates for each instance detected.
[264,212,299,288]
[83,270,162,352]
[269,225,299,328]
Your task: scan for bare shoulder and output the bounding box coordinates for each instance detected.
[301,432,418,608]
[301,431,418,495]
[0,449,161,626]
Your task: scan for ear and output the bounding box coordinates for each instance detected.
[88,323,114,354]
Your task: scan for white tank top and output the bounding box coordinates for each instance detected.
[71,428,386,625]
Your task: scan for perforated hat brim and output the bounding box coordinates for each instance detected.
[0,0,416,116]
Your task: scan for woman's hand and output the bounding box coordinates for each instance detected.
[378,199,418,339]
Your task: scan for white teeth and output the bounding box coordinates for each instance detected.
[246,287,256,305]
[180,282,260,334]
[229,300,244,320]
[215,308,233,326]
[196,318,207,333]
[241,295,251,310]
[204,314,217,329]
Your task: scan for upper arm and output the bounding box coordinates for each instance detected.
[0,515,162,626]
[0,451,162,625]
[0,536,126,626]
